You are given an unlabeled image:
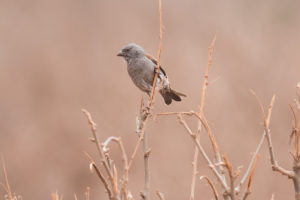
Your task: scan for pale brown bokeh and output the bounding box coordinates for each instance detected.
[0,0,300,199]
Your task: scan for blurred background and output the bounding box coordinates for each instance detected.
[0,0,300,199]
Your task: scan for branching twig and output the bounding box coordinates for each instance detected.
[85,152,112,199]
[102,136,129,196]
[199,35,222,165]
[82,110,115,179]
[252,92,300,199]
[236,91,276,194]
[235,131,265,194]
[190,35,217,200]
[82,110,120,200]
[241,155,259,200]
[223,154,235,200]
[176,114,228,190]
[136,1,163,199]
[260,96,295,178]
[200,176,219,200]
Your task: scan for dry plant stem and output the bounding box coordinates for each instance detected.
[85,152,112,199]
[223,155,236,200]
[143,131,151,200]
[177,114,228,190]
[271,194,275,200]
[241,155,259,200]
[51,191,62,200]
[148,0,163,108]
[156,190,165,200]
[254,94,300,199]
[82,110,114,178]
[199,36,223,168]
[190,145,199,200]
[236,93,276,194]
[200,176,219,200]
[156,111,230,193]
[1,155,13,200]
[135,0,163,199]
[235,131,265,194]
[85,187,90,200]
[82,110,120,200]
[103,136,130,197]
[190,35,217,200]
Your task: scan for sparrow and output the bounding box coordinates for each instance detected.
[117,43,186,105]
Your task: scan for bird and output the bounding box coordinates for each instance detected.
[117,43,186,105]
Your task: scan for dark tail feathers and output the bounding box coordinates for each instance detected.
[160,88,186,105]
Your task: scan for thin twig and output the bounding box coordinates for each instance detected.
[251,94,295,180]
[102,136,129,188]
[85,187,90,200]
[190,35,217,200]
[289,105,300,160]
[1,155,13,200]
[236,92,276,194]
[103,137,130,200]
[200,176,219,200]
[138,1,163,199]
[235,131,265,194]
[84,152,112,199]
[241,155,259,200]
[142,127,151,200]
[128,134,144,171]
[271,194,275,200]
[190,146,199,200]
[82,109,116,188]
[177,114,228,190]
[148,0,163,108]
[199,34,216,113]
[262,96,294,178]
[156,190,165,200]
[223,154,235,200]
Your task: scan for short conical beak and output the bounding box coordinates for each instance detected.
[117,52,123,57]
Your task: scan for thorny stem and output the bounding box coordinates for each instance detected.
[177,114,229,190]
[190,35,217,200]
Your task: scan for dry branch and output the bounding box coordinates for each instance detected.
[241,155,259,200]
[82,110,120,200]
[200,176,219,200]
[85,152,112,199]
[176,113,229,190]
[190,35,217,200]
[1,155,13,200]
[253,88,300,200]
[223,154,235,200]
[136,1,164,199]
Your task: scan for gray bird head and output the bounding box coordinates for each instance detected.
[117,43,146,61]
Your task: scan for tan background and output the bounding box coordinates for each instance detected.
[0,0,300,199]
